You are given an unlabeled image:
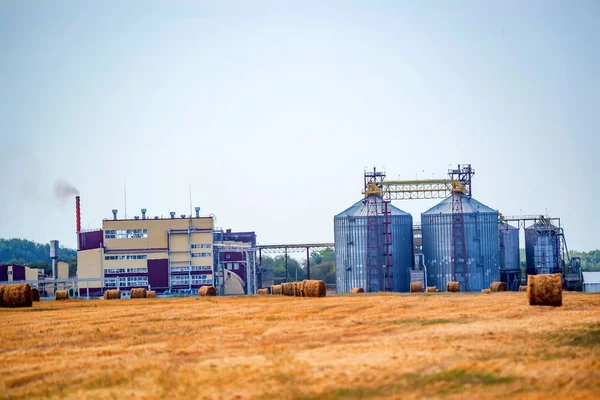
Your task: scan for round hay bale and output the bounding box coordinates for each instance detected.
[282,282,295,296]
[32,288,40,302]
[490,281,508,292]
[446,281,460,293]
[410,282,423,293]
[0,285,5,306]
[302,280,327,297]
[425,286,437,293]
[271,284,282,295]
[527,274,562,307]
[199,285,216,296]
[519,285,527,292]
[103,289,121,300]
[130,288,147,299]
[257,288,269,295]
[146,290,157,298]
[481,289,491,294]
[1,284,33,308]
[350,287,365,293]
[55,290,69,300]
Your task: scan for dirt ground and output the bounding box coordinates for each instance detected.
[1,292,599,399]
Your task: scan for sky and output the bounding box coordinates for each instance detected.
[0,0,598,252]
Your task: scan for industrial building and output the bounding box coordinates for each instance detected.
[334,196,413,293]
[525,220,563,275]
[498,221,521,291]
[0,261,70,297]
[213,229,258,295]
[77,203,214,297]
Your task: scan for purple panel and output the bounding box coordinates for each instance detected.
[12,265,25,281]
[148,259,169,290]
[78,230,104,251]
[190,271,212,275]
[79,287,104,297]
[0,266,8,282]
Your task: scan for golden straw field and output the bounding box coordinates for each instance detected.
[1,292,600,399]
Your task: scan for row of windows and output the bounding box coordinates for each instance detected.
[105,268,148,274]
[104,255,147,261]
[191,244,211,249]
[191,252,212,258]
[170,275,213,285]
[105,276,148,287]
[171,266,212,272]
[105,229,148,239]
[414,233,422,239]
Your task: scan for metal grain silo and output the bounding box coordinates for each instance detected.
[499,221,520,290]
[525,221,562,275]
[334,197,413,293]
[421,194,499,292]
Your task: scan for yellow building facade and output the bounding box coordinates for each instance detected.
[77,210,214,297]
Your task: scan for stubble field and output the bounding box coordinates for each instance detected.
[1,292,599,399]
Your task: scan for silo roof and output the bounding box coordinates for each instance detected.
[422,194,497,215]
[336,197,410,218]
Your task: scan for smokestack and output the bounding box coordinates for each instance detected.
[112,209,118,220]
[141,208,147,219]
[195,206,200,218]
[75,196,81,232]
[170,212,175,219]
[50,240,59,280]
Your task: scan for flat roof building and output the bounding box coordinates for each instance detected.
[77,208,214,297]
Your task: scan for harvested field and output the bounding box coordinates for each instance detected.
[1,293,599,399]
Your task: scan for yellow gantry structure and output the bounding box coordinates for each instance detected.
[362,179,468,201]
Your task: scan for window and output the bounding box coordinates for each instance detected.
[414,233,422,239]
[191,244,211,249]
[192,266,212,271]
[105,276,147,287]
[233,263,239,270]
[105,229,148,239]
[104,255,147,261]
[171,266,191,272]
[226,263,232,270]
[191,275,212,285]
[191,252,211,258]
[104,267,148,274]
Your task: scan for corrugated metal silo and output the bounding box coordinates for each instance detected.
[421,194,499,292]
[334,197,413,293]
[499,221,521,291]
[525,222,562,275]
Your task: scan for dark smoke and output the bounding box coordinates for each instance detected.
[53,180,80,198]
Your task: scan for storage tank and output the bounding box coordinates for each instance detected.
[334,197,413,293]
[499,221,521,291]
[525,221,562,275]
[422,194,499,292]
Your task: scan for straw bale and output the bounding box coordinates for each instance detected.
[32,288,40,302]
[271,285,282,295]
[130,288,147,299]
[350,287,365,293]
[0,285,5,306]
[490,282,508,292]
[519,285,527,292]
[257,288,269,295]
[425,286,436,293]
[481,289,491,294]
[446,281,460,293]
[527,274,562,307]
[436,288,442,292]
[282,282,295,296]
[302,280,327,297]
[147,291,157,298]
[199,285,216,296]
[55,290,69,300]
[1,284,33,308]
[410,282,423,293]
[104,289,121,300]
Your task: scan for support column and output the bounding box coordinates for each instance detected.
[306,247,311,280]
[285,248,288,283]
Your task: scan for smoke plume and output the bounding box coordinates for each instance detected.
[53,180,80,199]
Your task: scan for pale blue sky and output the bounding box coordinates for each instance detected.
[1,1,598,251]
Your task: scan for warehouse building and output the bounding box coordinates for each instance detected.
[77,207,214,297]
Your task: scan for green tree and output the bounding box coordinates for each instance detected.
[306,248,336,284]
[261,254,306,283]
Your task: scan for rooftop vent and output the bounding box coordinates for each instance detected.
[169,212,175,219]
[195,206,200,218]
[141,208,147,219]
[112,209,118,220]
[154,216,159,219]
[180,214,186,218]
[134,216,140,220]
